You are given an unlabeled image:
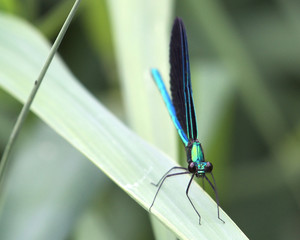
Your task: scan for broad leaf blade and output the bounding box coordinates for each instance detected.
[0,13,248,240]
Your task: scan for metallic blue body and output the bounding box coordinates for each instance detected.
[151,69,208,176]
[151,69,189,146]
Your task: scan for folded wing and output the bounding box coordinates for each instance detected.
[170,18,198,140]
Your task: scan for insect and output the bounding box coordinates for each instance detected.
[150,17,225,224]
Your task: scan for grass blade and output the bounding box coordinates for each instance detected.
[0,13,248,240]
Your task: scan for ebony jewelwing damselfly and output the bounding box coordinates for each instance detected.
[150,17,225,225]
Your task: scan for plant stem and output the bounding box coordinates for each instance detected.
[0,0,81,190]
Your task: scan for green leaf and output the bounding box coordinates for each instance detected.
[0,13,248,240]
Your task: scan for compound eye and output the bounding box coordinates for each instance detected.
[188,162,196,173]
[205,162,213,173]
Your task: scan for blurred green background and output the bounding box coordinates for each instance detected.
[0,0,299,239]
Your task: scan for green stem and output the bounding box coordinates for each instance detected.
[0,0,81,189]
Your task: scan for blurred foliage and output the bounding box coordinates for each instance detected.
[0,0,299,240]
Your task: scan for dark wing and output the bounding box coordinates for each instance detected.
[169,17,198,140]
